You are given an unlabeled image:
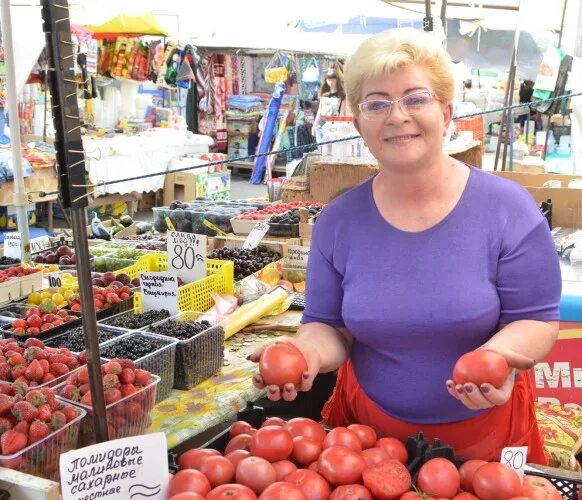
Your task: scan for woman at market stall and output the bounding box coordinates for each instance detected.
[250,28,561,464]
[311,68,348,143]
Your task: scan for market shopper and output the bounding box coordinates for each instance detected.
[250,28,561,464]
[311,68,348,143]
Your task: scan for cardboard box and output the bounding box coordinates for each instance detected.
[164,172,196,206]
[493,171,582,228]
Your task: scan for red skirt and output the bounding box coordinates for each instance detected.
[321,360,548,465]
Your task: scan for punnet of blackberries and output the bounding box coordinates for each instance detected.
[209,245,281,281]
[99,335,170,360]
[147,319,212,341]
[104,310,171,330]
[45,326,122,352]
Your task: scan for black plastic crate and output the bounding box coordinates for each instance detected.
[525,467,582,499]
[144,312,224,390]
[267,222,300,238]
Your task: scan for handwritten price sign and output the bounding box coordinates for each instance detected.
[140,272,178,315]
[3,233,21,259]
[501,446,528,477]
[167,232,207,283]
[243,222,270,250]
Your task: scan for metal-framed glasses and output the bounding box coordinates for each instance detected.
[358,90,437,120]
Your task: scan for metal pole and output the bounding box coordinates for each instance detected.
[0,0,31,262]
[494,50,515,171]
[503,70,517,171]
[558,0,568,48]
[525,106,531,145]
[424,0,433,31]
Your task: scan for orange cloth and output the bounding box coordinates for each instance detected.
[322,360,548,465]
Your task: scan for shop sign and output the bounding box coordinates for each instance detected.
[530,322,582,409]
[3,233,20,259]
[167,231,207,283]
[30,235,50,253]
[140,272,178,315]
[243,222,270,250]
[60,433,169,500]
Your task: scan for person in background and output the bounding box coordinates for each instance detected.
[251,28,561,464]
[311,68,348,143]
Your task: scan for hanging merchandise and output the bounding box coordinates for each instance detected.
[213,55,228,152]
[264,52,289,84]
[302,57,320,83]
[148,40,165,81]
[238,55,254,94]
[299,56,320,101]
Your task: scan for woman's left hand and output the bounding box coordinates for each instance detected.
[445,347,534,410]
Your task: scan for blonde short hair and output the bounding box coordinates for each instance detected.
[345,28,455,116]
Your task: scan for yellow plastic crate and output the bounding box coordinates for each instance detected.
[126,254,234,313]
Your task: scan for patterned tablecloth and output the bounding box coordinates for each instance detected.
[149,330,287,449]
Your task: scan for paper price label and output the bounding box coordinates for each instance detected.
[243,222,270,250]
[30,236,50,254]
[167,232,207,283]
[139,272,178,315]
[3,233,21,259]
[287,244,310,269]
[501,446,528,477]
[47,273,62,289]
[60,432,169,500]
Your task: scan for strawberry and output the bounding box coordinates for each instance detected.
[0,417,13,433]
[59,384,80,402]
[23,338,44,349]
[24,360,44,382]
[119,368,135,385]
[47,354,68,365]
[0,394,13,415]
[40,387,56,405]
[78,366,89,385]
[0,363,11,380]
[133,369,150,387]
[37,404,52,422]
[120,384,139,398]
[103,361,122,376]
[80,392,92,406]
[50,411,66,430]
[38,359,50,375]
[40,373,55,384]
[10,364,26,380]
[78,351,88,365]
[1,430,27,455]
[6,353,25,367]
[25,390,47,408]
[0,384,13,396]
[62,405,77,423]
[63,357,79,370]
[13,421,28,435]
[23,346,47,363]
[102,374,119,390]
[66,372,79,386]
[79,384,90,396]
[29,421,50,443]
[111,358,135,370]
[12,401,39,422]
[104,388,122,405]
[49,363,69,377]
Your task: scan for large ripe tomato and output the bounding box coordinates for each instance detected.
[453,493,480,500]
[231,421,255,438]
[259,482,308,500]
[330,484,373,500]
[199,455,235,488]
[472,462,521,500]
[259,342,308,387]
[286,418,327,444]
[206,484,258,500]
[226,450,252,469]
[169,493,205,500]
[225,433,253,455]
[375,438,408,465]
[417,458,460,499]
[347,424,377,450]
[399,492,425,500]
[236,456,277,495]
[520,475,562,500]
[262,417,286,428]
[178,448,221,470]
[250,425,294,462]
[317,446,366,486]
[361,447,390,468]
[292,436,323,466]
[285,469,332,500]
[168,469,212,497]
[452,350,510,388]
[362,460,412,500]
[323,428,362,452]
[272,460,298,481]
[458,460,487,493]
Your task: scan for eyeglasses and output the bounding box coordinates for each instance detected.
[358,91,437,121]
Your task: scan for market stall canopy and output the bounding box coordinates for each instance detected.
[85,12,169,39]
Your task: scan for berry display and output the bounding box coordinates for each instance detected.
[235,201,323,221]
[103,310,171,330]
[268,206,323,224]
[148,319,212,341]
[208,246,281,281]
[0,256,20,266]
[44,326,122,352]
[0,266,40,284]
[135,241,166,251]
[97,334,169,361]
[6,305,78,336]
[67,284,132,313]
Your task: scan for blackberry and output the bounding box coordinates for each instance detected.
[45,327,121,352]
[148,320,212,341]
[100,334,168,361]
[103,310,171,330]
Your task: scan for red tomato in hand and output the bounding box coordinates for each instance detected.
[206,484,258,500]
[361,447,390,468]
[285,469,332,500]
[292,436,323,466]
[286,417,327,443]
[236,457,277,495]
[250,425,294,462]
[452,350,510,388]
[259,482,308,500]
[375,438,408,465]
[459,460,487,493]
[225,434,253,455]
[520,475,561,500]
[169,470,211,497]
[178,449,221,470]
[362,460,412,500]
[347,424,377,450]
[317,446,367,486]
[272,460,298,481]
[330,484,373,500]
[199,456,235,488]
[231,421,255,438]
[323,428,362,452]
[417,458,460,499]
[472,462,521,500]
[259,342,308,387]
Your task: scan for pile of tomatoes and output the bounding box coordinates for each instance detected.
[167,417,565,500]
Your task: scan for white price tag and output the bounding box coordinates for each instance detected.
[47,273,62,289]
[287,244,310,269]
[139,272,178,315]
[30,236,51,254]
[167,232,207,283]
[243,222,270,250]
[3,233,21,259]
[501,446,528,477]
[60,433,169,500]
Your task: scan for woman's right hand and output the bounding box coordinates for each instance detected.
[248,337,322,402]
